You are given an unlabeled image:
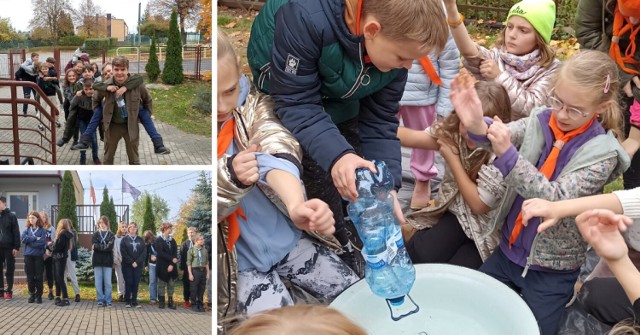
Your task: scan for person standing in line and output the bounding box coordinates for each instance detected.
[21,211,46,304]
[64,224,81,302]
[155,224,178,310]
[113,221,127,302]
[143,230,158,305]
[120,222,146,308]
[180,227,196,308]
[40,211,55,300]
[49,218,74,307]
[92,216,114,307]
[0,196,20,300]
[187,234,209,312]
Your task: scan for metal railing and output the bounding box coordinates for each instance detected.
[50,204,130,234]
[0,80,57,164]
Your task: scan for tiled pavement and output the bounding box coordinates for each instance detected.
[0,86,212,166]
[0,288,212,335]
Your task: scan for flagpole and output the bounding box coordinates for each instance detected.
[121,174,124,206]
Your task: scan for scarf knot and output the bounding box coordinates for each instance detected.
[500,48,542,81]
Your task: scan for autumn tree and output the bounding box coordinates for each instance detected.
[198,0,211,41]
[0,18,19,43]
[149,0,200,44]
[73,0,106,38]
[28,0,75,41]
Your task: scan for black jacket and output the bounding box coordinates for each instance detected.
[180,239,194,270]
[51,230,72,260]
[0,208,20,250]
[120,235,147,267]
[155,236,178,282]
[91,230,114,267]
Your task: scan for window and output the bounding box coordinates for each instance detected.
[6,192,38,219]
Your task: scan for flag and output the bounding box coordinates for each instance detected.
[122,177,141,201]
[90,176,97,217]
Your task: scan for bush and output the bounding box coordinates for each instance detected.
[192,85,211,114]
[145,34,161,82]
[75,246,94,282]
[84,38,110,50]
[162,10,184,85]
[109,37,117,47]
[58,35,84,46]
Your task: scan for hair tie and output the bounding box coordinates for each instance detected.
[604,74,611,94]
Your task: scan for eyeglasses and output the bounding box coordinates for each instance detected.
[548,90,590,119]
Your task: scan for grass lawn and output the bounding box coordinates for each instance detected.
[16,277,191,304]
[149,81,212,137]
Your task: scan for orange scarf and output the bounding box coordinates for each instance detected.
[609,6,640,75]
[218,118,246,252]
[509,112,597,248]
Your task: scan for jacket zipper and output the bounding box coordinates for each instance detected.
[258,63,271,91]
[341,43,370,99]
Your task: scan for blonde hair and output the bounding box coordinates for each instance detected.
[218,30,239,71]
[228,305,366,335]
[116,222,127,238]
[40,211,50,229]
[609,320,640,335]
[363,0,448,52]
[554,50,624,139]
[494,28,556,68]
[55,218,74,251]
[432,81,512,180]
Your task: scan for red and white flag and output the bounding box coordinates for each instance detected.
[90,176,97,217]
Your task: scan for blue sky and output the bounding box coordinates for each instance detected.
[77,170,209,221]
[1,0,150,32]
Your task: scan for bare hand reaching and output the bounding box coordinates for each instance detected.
[450,74,486,134]
[576,209,633,262]
[487,116,511,156]
[289,199,336,235]
[331,153,377,202]
[232,144,260,186]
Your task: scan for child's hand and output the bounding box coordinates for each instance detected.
[168,265,173,272]
[231,144,259,186]
[150,255,156,262]
[576,209,633,263]
[189,274,194,281]
[521,198,560,232]
[487,116,511,156]
[116,86,127,97]
[437,138,459,162]
[450,74,485,134]
[76,91,82,97]
[107,85,118,92]
[331,153,377,202]
[289,199,335,235]
[479,59,501,80]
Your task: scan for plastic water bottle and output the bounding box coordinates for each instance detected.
[347,160,418,320]
[117,96,128,119]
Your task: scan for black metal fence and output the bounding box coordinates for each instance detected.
[50,204,130,234]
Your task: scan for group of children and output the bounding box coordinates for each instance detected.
[218,0,640,334]
[16,51,172,165]
[21,213,211,312]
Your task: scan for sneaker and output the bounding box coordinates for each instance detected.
[55,121,61,128]
[36,297,42,304]
[28,295,35,303]
[56,138,66,147]
[59,299,70,307]
[54,297,61,306]
[106,303,112,307]
[93,158,102,165]
[184,301,191,308]
[37,124,45,131]
[97,302,104,306]
[135,304,142,309]
[71,142,89,151]
[125,304,131,308]
[191,305,199,312]
[5,293,12,300]
[75,294,80,302]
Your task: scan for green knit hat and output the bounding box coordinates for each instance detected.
[506,0,556,44]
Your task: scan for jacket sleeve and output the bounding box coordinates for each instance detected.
[180,242,188,268]
[21,229,34,244]
[31,230,46,250]
[92,89,106,110]
[495,64,557,120]
[124,74,144,90]
[435,35,461,117]
[575,0,606,51]
[269,3,356,174]
[135,239,147,266]
[11,216,19,250]
[155,240,174,263]
[359,70,408,189]
[187,247,193,267]
[218,155,254,221]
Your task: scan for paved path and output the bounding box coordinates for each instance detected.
[0,85,212,166]
[1,288,212,335]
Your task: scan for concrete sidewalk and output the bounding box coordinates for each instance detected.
[0,85,212,166]
[1,289,212,335]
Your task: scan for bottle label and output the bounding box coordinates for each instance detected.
[362,228,403,269]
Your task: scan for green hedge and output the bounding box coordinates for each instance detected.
[58,35,84,46]
[85,38,112,50]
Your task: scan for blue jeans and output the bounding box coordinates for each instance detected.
[22,85,38,113]
[94,266,112,304]
[78,119,99,161]
[122,265,142,304]
[83,105,160,140]
[149,264,157,302]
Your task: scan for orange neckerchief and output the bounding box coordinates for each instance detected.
[418,57,444,86]
[218,117,246,252]
[610,6,640,75]
[509,112,597,248]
